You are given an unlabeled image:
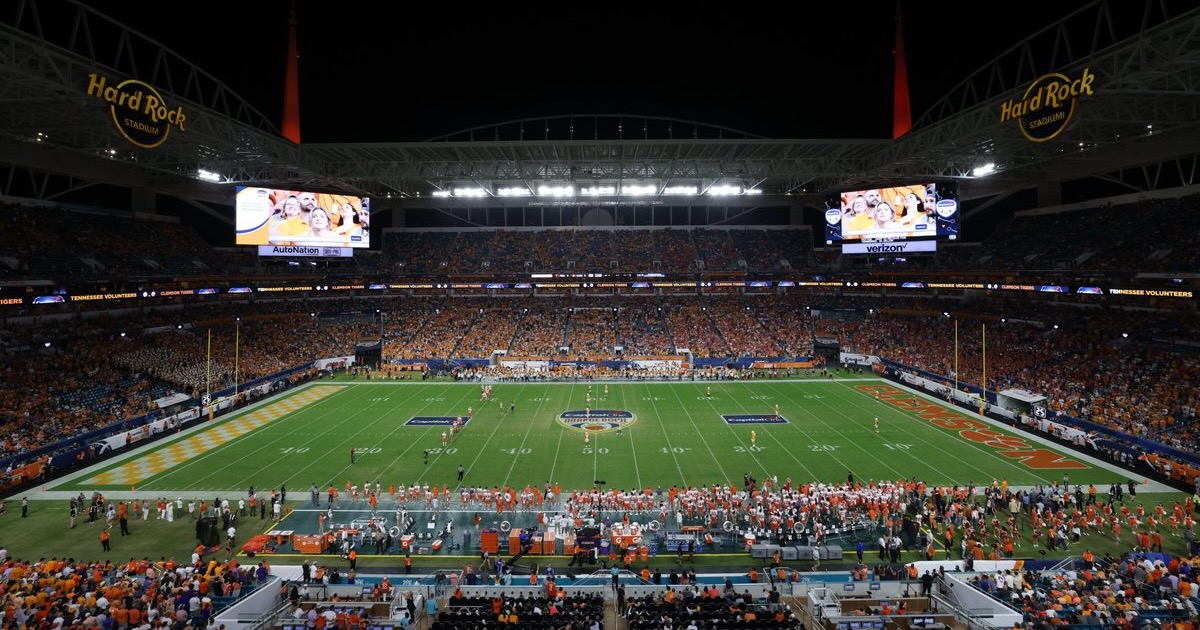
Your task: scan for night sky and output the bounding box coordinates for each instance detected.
[76,2,1081,144]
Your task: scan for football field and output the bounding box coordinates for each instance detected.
[58,377,1121,497]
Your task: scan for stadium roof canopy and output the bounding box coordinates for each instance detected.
[0,0,1198,217]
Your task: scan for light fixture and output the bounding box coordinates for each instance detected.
[580,185,616,196]
[621,185,656,196]
[536,185,574,197]
[972,163,995,177]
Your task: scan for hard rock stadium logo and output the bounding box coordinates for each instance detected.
[998,67,1095,143]
[86,73,187,149]
[557,410,636,433]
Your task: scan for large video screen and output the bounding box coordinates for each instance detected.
[235,187,370,248]
[824,182,958,244]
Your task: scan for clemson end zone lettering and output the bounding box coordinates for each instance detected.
[855,384,1084,469]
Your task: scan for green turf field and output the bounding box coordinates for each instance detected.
[5,376,1187,567]
[63,377,1122,496]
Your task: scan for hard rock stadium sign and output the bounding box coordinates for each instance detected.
[86,72,187,149]
[998,67,1095,143]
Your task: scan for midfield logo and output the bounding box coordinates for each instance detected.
[557,409,636,432]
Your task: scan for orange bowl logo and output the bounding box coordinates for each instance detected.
[557,409,635,433]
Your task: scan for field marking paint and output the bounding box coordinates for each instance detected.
[856,384,1086,470]
[271,380,471,494]
[834,380,1079,483]
[671,384,734,485]
[84,386,345,485]
[643,383,689,485]
[721,384,818,480]
[844,381,1051,480]
[497,383,546,491]
[619,385,643,489]
[763,381,902,480]
[811,381,998,480]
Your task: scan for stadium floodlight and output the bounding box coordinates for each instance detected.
[497,187,531,197]
[621,185,656,196]
[197,168,221,182]
[662,186,698,195]
[707,185,742,196]
[744,188,763,195]
[432,190,452,197]
[537,185,575,197]
[452,187,488,197]
[972,163,995,177]
[580,185,616,196]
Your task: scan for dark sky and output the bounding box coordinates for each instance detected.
[76,2,1082,144]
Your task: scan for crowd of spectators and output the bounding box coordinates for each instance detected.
[0,555,265,630]
[565,307,619,357]
[1,286,1196,472]
[817,302,1197,456]
[624,584,802,629]
[0,204,825,279]
[4,194,1199,283]
[967,551,1200,629]
[2,192,1199,500]
[509,303,571,357]
[435,589,605,630]
[0,203,242,279]
[0,301,384,464]
[954,194,1200,275]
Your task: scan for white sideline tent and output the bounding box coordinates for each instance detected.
[996,388,1048,417]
